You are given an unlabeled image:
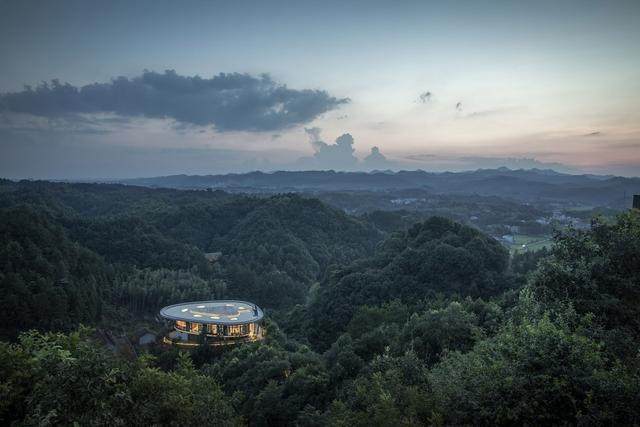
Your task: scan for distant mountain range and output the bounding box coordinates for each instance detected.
[120,168,640,208]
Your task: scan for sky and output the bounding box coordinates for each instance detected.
[0,0,639,179]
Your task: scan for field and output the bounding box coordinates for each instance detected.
[508,234,553,254]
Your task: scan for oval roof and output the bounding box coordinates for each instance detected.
[159,300,263,325]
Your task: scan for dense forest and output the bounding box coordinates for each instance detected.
[1,179,639,425]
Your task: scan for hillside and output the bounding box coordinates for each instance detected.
[1,179,639,425]
[307,216,511,348]
[0,180,382,327]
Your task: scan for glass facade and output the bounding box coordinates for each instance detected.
[171,320,261,340]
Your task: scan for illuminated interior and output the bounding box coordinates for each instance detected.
[159,300,264,346]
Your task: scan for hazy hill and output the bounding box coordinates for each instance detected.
[119,169,640,207]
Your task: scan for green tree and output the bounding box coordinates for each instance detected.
[429,315,640,425]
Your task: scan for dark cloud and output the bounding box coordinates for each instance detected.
[0,111,122,135]
[0,70,349,132]
[417,91,432,103]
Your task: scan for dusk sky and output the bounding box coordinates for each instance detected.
[1,0,639,178]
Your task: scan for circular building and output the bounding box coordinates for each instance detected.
[159,300,264,347]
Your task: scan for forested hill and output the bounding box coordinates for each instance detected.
[1,178,640,425]
[0,179,381,337]
[307,216,511,348]
[119,168,640,207]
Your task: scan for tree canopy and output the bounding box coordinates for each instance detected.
[1,179,639,425]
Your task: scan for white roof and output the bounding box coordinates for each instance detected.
[160,300,263,325]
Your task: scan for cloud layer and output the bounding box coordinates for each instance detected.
[0,70,349,132]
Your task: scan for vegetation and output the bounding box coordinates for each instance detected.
[1,179,639,425]
[307,216,510,348]
[0,328,240,426]
[0,206,107,338]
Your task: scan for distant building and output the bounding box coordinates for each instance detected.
[552,211,568,221]
[159,300,264,347]
[390,198,424,206]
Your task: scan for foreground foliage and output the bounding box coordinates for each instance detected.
[0,328,240,426]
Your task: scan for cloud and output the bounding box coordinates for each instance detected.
[581,131,602,137]
[403,153,437,161]
[298,128,358,170]
[304,127,322,140]
[298,129,396,171]
[0,70,349,132]
[363,146,394,170]
[417,91,432,103]
[304,126,324,151]
[465,109,502,118]
[462,106,525,119]
[0,111,128,135]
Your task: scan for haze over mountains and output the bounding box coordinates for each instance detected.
[121,168,640,208]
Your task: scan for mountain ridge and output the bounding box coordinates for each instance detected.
[117,168,640,207]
